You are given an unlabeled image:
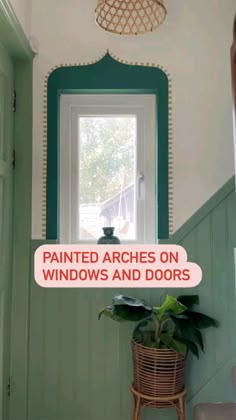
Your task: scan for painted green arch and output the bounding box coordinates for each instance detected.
[47,53,169,240]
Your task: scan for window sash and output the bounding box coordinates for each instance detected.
[60,94,156,244]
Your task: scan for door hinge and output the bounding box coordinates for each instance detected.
[13,90,16,113]
[12,150,16,169]
[7,377,11,397]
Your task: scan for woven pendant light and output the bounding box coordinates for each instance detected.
[95,0,167,35]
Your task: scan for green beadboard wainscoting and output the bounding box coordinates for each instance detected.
[161,176,236,418]
[28,177,236,420]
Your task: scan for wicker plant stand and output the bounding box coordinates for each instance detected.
[131,385,186,420]
[131,339,187,419]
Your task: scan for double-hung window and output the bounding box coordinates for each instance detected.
[60,94,156,244]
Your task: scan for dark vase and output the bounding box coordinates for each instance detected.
[97,227,120,244]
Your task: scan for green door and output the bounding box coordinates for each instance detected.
[0,42,14,419]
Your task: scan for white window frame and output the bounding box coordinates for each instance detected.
[60,94,157,244]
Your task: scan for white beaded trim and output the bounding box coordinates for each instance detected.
[41,50,173,238]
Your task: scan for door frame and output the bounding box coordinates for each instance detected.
[0,1,33,419]
[231,13,236,145]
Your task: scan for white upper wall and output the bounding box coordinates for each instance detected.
[31,0,236,238]
[9,0,31,37]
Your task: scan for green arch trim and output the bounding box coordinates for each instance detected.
[46,53,169,240]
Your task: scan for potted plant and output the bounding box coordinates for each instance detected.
[99,294,218,397]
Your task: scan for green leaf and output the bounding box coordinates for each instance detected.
[174,336,199,358]
[185,310,219,329]
[99,305,152,323]
[160,333,187,354]
[167,313,189,320]
[133,318,153,333]
[195,330,203,351]
[171,317,204,352]
[98,305,126,321]
[154,295,187,319]
[104,295,153,322]
[112,295,152,311]
[141,331,155,347]
[114,304,152,321]
[177,295,199,308]
[133,318,154,345]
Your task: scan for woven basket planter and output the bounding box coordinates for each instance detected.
[132,339,186,397]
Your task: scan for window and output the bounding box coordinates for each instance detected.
[60,94,156,244]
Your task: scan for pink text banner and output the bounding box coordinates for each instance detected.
[34,244,202,289]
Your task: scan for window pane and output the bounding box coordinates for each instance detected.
[78,116,136,241]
